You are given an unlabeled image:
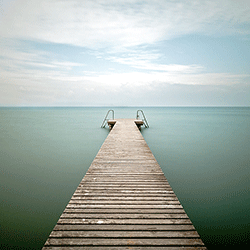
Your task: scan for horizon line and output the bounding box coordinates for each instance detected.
[0,105,249,108]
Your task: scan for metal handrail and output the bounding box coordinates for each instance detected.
[101,110,115,128]
[136,110,149,128]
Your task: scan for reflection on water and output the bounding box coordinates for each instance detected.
[0,107,249,249]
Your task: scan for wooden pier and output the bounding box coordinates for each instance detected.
[43,119,206,249]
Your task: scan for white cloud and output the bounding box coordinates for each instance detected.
[108,55,204,73]
[0,40,84,73]
[0,0,249,48]
[1,41,249,106]
[0,0,249,106]
[83,71,249,89]
[1,64,249,106]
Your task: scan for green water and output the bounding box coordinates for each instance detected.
[141,107,250,248]
[0,107,249,249]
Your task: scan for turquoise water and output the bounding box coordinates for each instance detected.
[0,107,249,249]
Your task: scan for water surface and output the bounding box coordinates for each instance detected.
[0,107,249,249]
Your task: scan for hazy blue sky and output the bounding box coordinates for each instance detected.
[0,0,249,106]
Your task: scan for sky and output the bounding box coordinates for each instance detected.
[0,0,249,106]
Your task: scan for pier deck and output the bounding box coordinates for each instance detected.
[43,119,206,249]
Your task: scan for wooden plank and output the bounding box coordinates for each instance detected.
[70,196,178,200]
[76,188,173,191]
[57,219,193,224]
[49,230,200,238]
[77,185,172,189]
[60,213,189,219]
[53,224,197,231]
[44,238,204,246]
[79,184,170,186]
[43,247,207,250]
[66,204,184,209]
[43,119,207,249]
[76,190,174,194]
[68,200,181,205]
[81,177,168,181]
[73,193,176,197]
[75,189,174,193]
[63,209,186,214]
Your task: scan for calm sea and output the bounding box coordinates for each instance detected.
[0,107,249,249]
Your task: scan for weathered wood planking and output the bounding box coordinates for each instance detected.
[43,119,207,249]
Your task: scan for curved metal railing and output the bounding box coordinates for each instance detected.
[136,110,149,128]
[101,110,115,128]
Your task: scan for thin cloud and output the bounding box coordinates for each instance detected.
[0,0,249,48]
[0,41,84,73]
[1,68,249,106]
[83,71,250,88]
[0,0,249,106]
[108,55,204,73]
[104,46,204,72]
